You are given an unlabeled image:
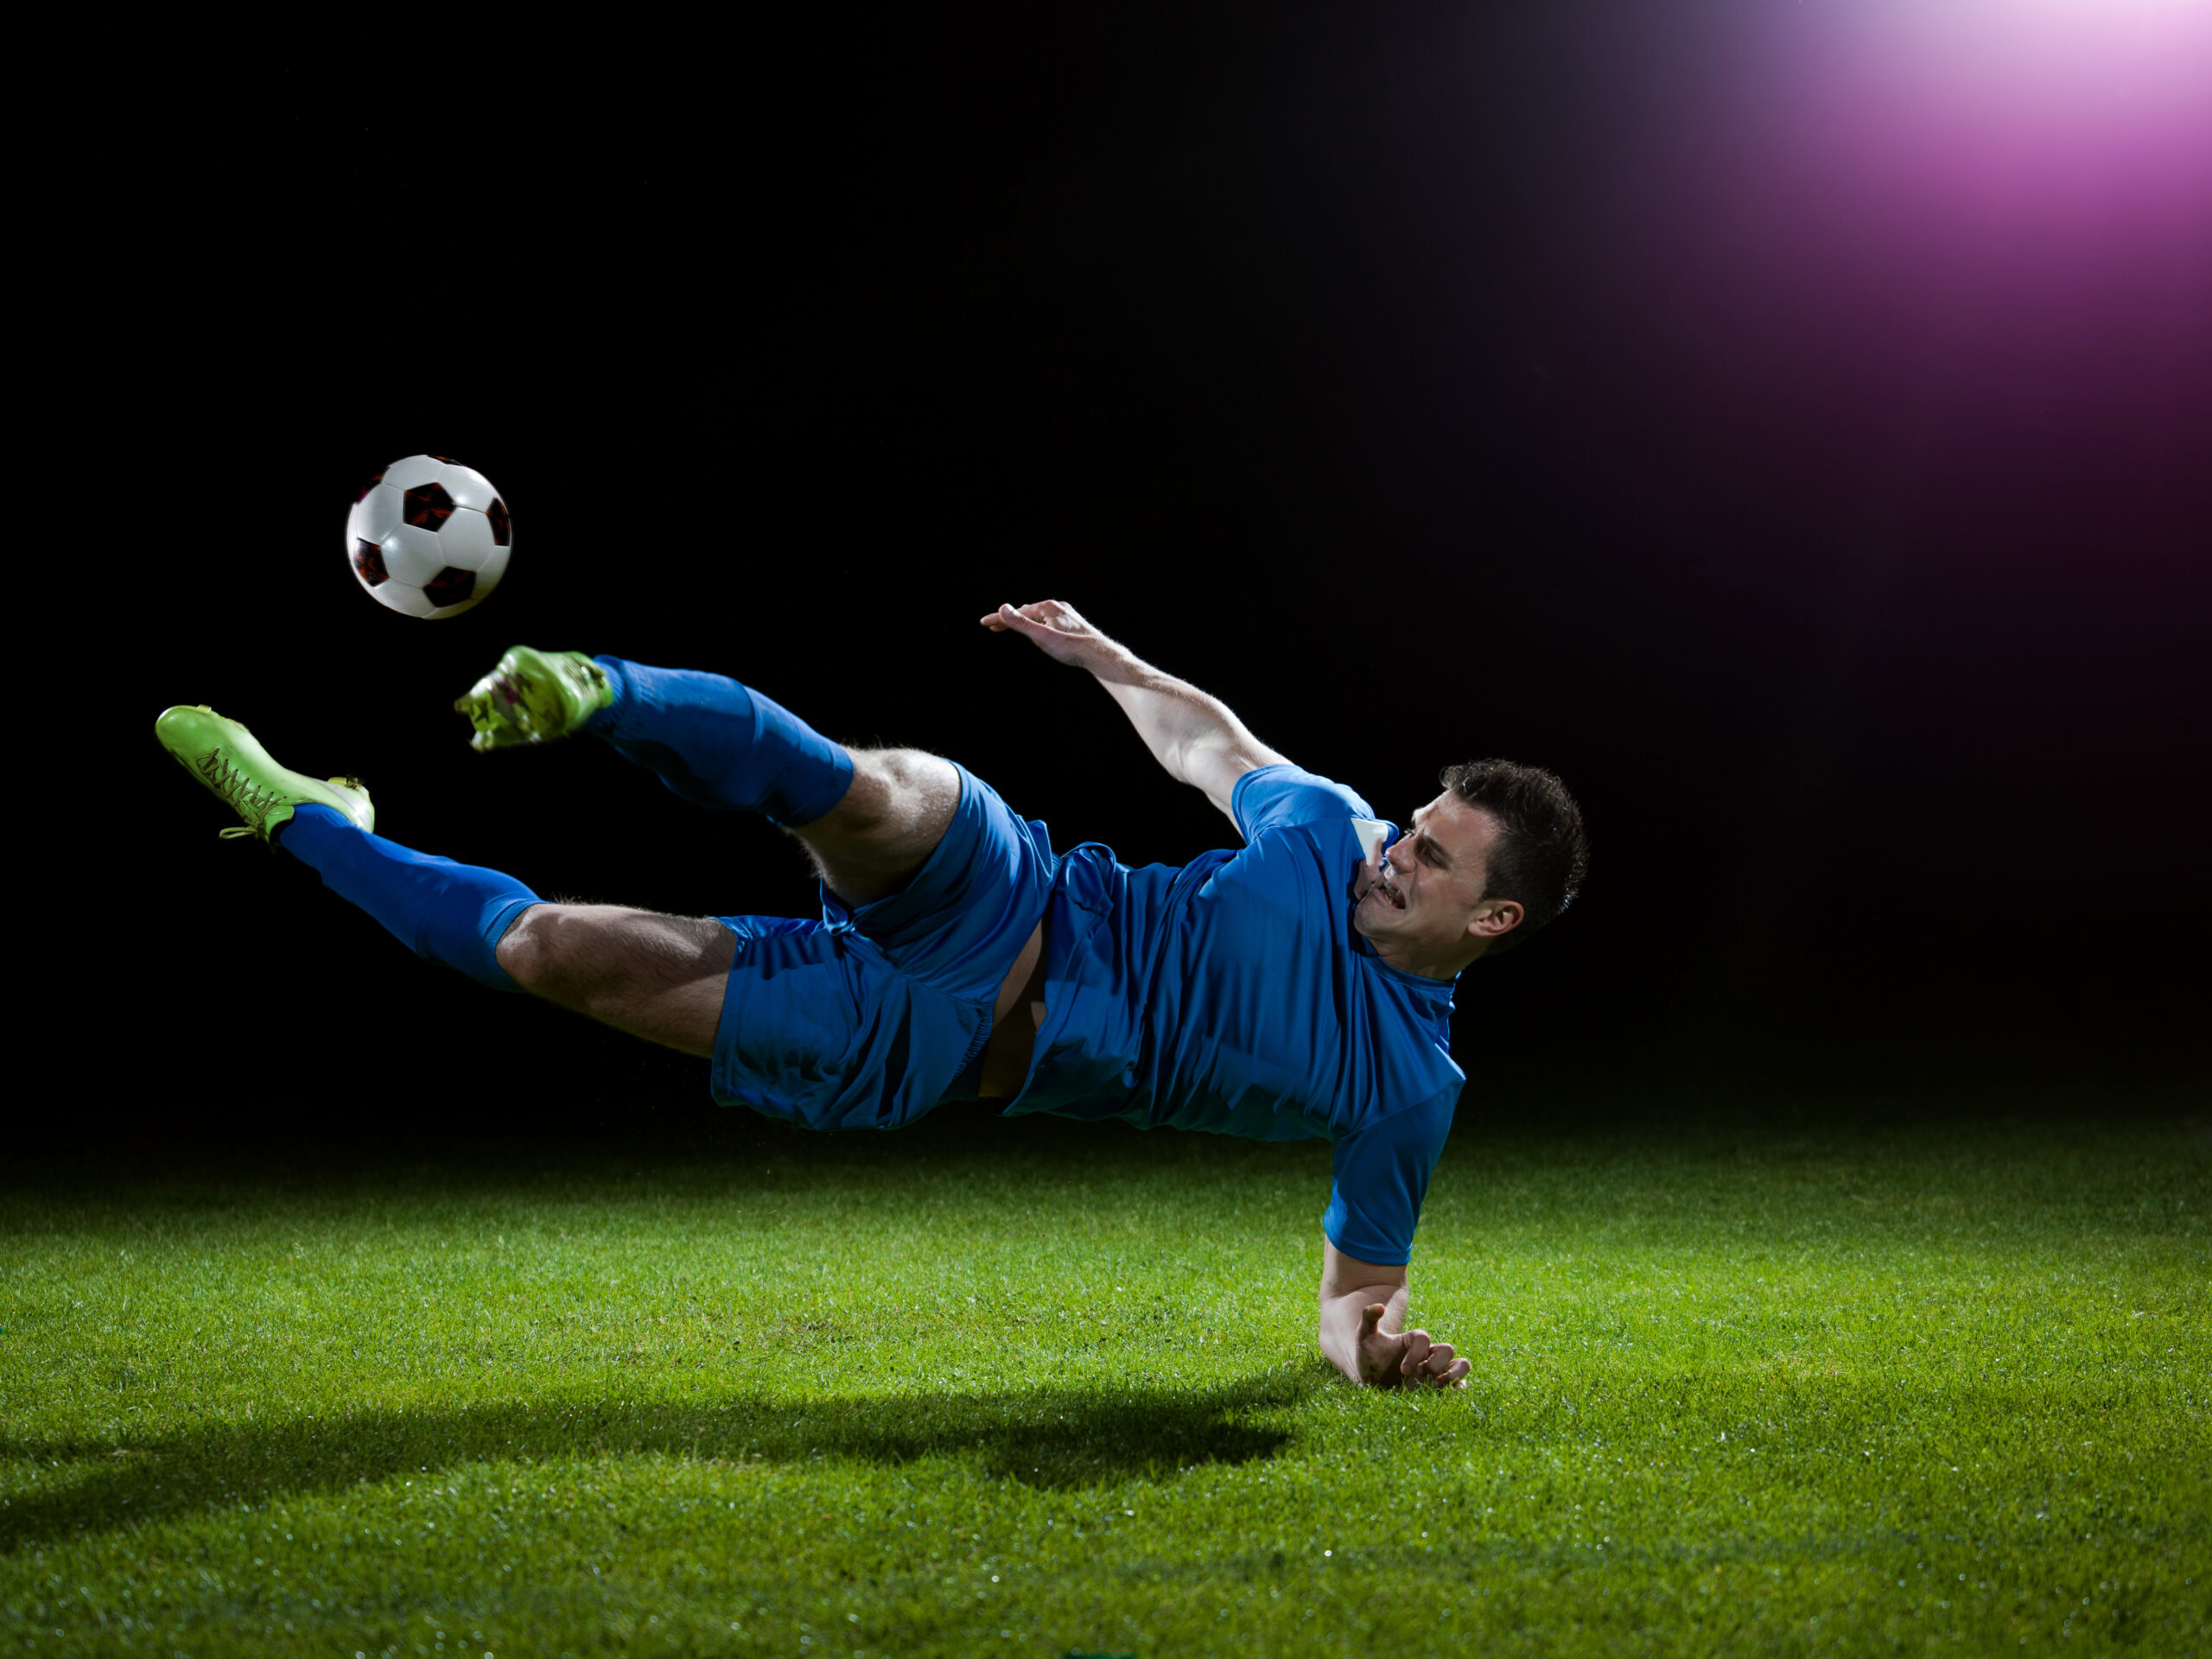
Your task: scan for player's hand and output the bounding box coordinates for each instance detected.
[979,600,1112,668]
[1356,1302,1471,1389]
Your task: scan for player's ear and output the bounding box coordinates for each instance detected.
[1468,896,1522,941]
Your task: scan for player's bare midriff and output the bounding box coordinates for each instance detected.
[977,917,1048,1101]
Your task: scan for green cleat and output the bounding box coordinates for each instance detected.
[154,706,374,843]
[453,646,613,752]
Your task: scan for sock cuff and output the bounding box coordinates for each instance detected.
[585,654,632,734]
[274,800,356,856]
[476,894,542,995]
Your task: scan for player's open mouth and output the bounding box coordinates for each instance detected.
[1370,875,1406,910]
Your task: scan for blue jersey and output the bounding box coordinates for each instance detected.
[1006,765,1465,1264]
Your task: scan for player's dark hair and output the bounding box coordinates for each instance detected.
[1440,759,1589,954]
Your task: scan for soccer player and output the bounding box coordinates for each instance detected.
[156,600,1587,1389]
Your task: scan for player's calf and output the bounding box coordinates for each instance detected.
[495,904,734,1058]
[463,654,860,833]
[451,652,957,900]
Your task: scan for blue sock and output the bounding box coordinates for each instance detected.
[584,657,855,826]
[277,804,540,993]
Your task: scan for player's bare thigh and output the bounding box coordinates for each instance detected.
[495,905,734,1058]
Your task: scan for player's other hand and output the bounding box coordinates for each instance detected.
[1357,1302,1471,1389]
[980,600,1111,668]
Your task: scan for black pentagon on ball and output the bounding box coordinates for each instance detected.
[486,497,511,546]
[403,481,455,531]
[352,539,389,586]
[423,566,477,607]
[354,470,385,504]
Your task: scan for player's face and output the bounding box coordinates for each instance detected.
[1353,791,1510,971]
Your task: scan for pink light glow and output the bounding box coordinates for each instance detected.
[1770,0,2212,228]
[1850,0,2212,110]
[1558,0,2212,558]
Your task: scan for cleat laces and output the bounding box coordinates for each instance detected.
[194,750,365,840]
[196,748,282,837]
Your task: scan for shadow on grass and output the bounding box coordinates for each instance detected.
[1,1369,1319,1552]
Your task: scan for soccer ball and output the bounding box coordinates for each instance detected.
[346,455,512,618]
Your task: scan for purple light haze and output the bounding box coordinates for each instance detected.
[1759,0,2212,297]
[1534,0,2212,570]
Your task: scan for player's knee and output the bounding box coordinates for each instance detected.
[849,747,957,837]
[493,902,566,993]
[495,903,620,998]
[866,746,947,788]
[791,750,958,902]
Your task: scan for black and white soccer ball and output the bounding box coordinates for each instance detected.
[346,454,512,618]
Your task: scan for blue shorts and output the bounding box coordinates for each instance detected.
[709,762,1059,1131]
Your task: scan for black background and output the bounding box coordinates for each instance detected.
[80,5,2209,1156]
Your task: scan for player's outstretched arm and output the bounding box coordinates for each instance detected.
[1318,1240,1470,1389]
[981,599,1290,824]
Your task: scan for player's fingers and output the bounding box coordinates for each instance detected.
[1416,1341,1458,1376]
[1398,1329,1433,1373]
[1438,1355,1471,1388]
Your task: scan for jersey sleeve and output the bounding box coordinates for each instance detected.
[1320,1086,1459,1266]
[1231,764,1379,842]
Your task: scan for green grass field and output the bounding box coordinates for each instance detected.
[4,1103,2207,1657]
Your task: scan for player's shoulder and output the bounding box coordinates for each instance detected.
[1331,1077,1460,1157]
[1231,763,1382,845]
[1379,1078,1462,1138]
